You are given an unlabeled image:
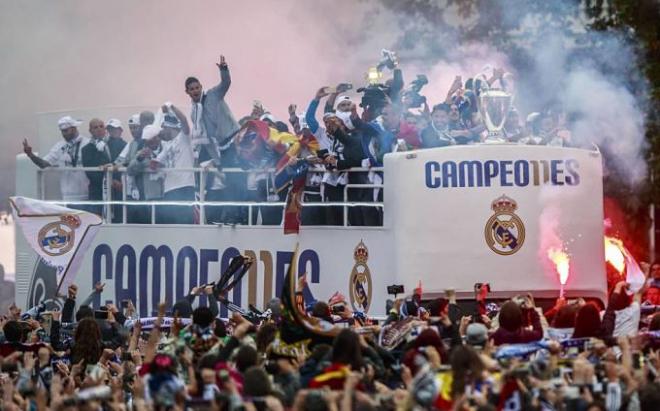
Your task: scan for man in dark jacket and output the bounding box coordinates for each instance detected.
[105,119,127,222]
[421,104,454,148]
[82,118,112,217]
[323,107,378,226]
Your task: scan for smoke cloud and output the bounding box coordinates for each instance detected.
[0,0,648,209]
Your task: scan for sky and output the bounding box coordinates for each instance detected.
[0,0,409,209]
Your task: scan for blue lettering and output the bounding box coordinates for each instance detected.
[139,245,173,317]
[92,244,113,308]
[484,160,499,187]
[425,161,441,188]
[441,161,458,188]
[458,161,483,187]
[115,244,136,308]
[94,244,322,317]
[500,161,513,187]
[175,246,198,303]
[565,159,580,185]
[551,160,564,185]
[275,251,294,298]
[514,160,530,186]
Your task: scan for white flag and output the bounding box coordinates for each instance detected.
[9,197,102,293]
[623,245,646,292]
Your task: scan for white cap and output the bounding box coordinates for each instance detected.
[259,113,277,123]
[128,114,140,126]
[141,124,161,141]
[57,116,82,130]
[106,118,122,129]
[336,95,353,107]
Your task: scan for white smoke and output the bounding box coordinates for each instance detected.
[0,0,649,208]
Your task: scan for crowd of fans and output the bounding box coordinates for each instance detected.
[1,258,660,410]
[21,53,574,226]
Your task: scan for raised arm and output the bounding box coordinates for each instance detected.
[144,303,166,364]
[80,282,105,308]
[22,139,51,169]
[216,55,231,99]
[324,91,339,113]
[305,92,326,134]
[444,76,463,104]
[288,104,301,135]
[168,104,190,136]
[389,68,404,104]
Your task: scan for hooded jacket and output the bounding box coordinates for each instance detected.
[202,65,240,144]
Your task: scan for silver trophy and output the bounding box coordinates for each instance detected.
[478,89,512,143]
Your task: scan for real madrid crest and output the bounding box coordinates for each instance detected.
[349,240,373,313]
[484,195,525,256]
[38,214,80,257]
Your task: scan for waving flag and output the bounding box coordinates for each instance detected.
[9,197,102,293]
[274,131,320,193]
[280,244,338,344]
[283,176,305,235]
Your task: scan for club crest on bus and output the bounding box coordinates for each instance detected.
[484,195,525,256]
[37,214,80,257]
[349,240,372,313]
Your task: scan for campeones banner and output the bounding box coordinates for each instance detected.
[385,145,606,302]
[19,226,393,317]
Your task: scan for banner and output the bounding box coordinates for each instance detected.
[10,197,102,293]
[385,145,607,302]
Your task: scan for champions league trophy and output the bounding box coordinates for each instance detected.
[478,89,513,143]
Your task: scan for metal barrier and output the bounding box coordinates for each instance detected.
[35,166,385,226]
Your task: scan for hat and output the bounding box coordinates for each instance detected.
[336,95,353,108]
[322,112,337,120]
[465,323,488,347]
[259,113,277,123]
[106,118,122,129]
[57,116,82,130]
[128,114,140,126]
[142,124,162,141]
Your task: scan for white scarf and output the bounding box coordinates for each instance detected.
[190,99,209,159]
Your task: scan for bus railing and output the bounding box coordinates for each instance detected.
[36,166,384,226]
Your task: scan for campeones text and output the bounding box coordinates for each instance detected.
[425,159,580,189]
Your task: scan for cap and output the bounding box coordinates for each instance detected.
[57,116,82,130]
[336,95,353,107]
[106,118,122,129]
[259,113,277,123]
[465,323,488,347]
[142,124,162,141]
[128,114,140,126]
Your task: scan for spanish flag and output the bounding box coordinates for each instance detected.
[283,176,305,235]
[274,130,320,193]
[433,372,454,410]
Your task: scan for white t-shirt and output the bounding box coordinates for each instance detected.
[613,301,641,337]
[43,136,90,201]
[156,131,195,193]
